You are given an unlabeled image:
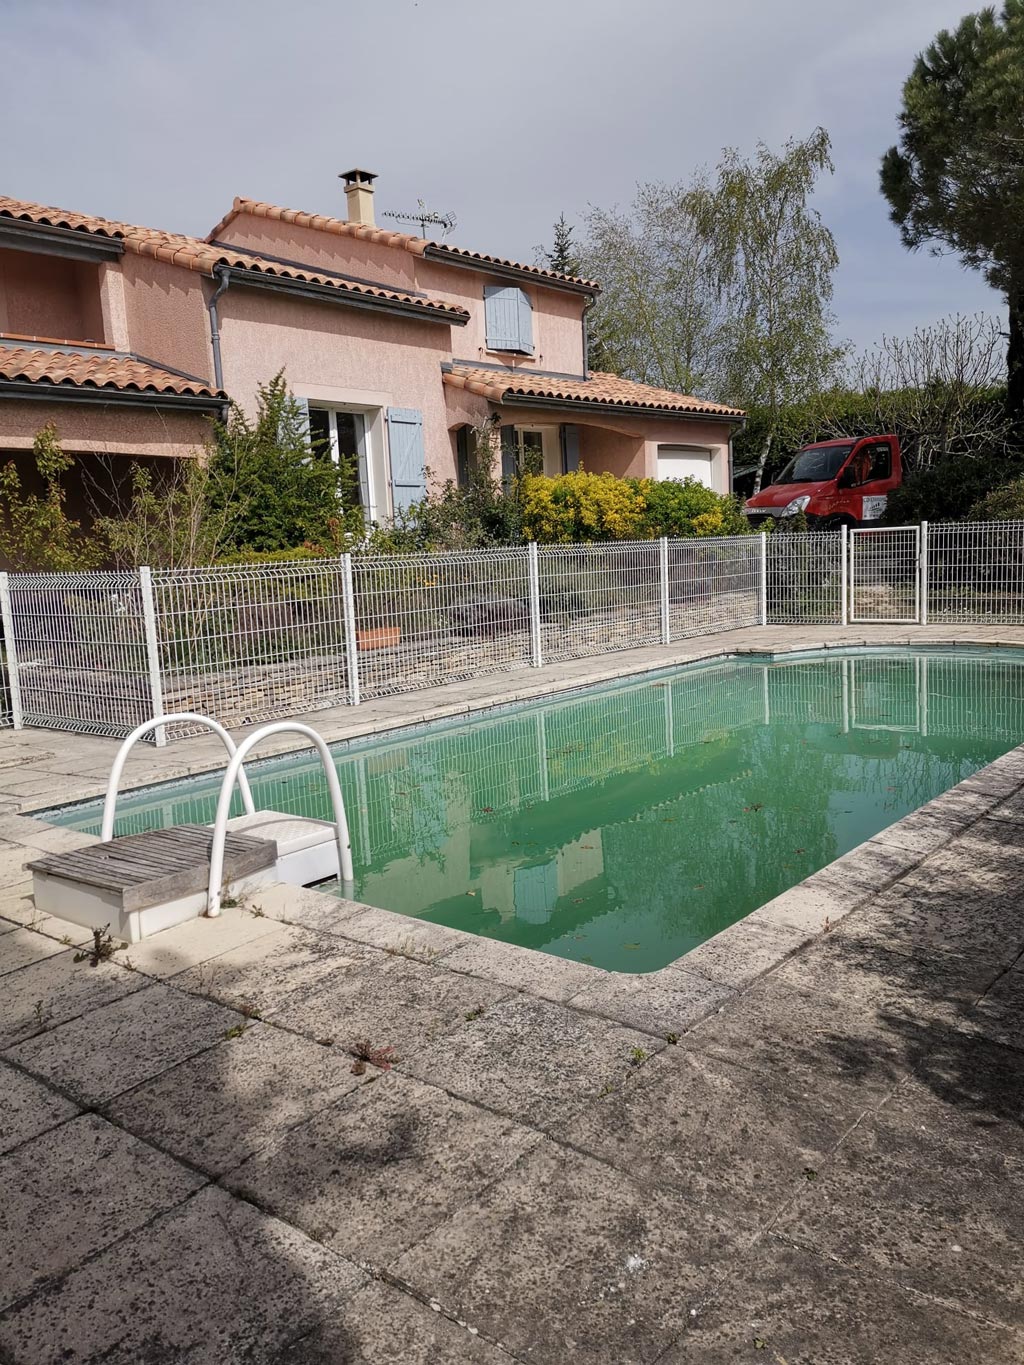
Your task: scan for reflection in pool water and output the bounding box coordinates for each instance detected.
[44,650,1024,973]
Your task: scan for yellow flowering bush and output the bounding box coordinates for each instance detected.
[521,471,649,543]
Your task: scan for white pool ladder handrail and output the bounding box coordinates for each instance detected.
[207,721,354,917]
[101,712,256,843]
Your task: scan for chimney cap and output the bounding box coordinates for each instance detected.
[339,168,377,188]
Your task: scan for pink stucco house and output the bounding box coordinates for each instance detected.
[0,171,744,525]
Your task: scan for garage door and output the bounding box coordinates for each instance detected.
[657,445,713,488]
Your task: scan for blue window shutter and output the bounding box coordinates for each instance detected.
[560,423,580,473]
[517,290,534,354]
[485,285,527,351]
[386,407,426,512]
[500,425,518,482]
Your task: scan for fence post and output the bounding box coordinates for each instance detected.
[138,566,166,747]
[840,523,849,628]
[919,520,929,625]
[0,571,23,730]
[758,532,768,626]
[659,537,670,645]
[527,542,543,667]
[341,553,361,706]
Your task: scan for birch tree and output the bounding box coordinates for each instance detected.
[688,128,844,491]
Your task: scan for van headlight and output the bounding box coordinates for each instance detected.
[782,495,810,516]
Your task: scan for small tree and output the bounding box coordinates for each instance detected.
[543,213,583,278]
[207,373,353,554]
[0,423,97,570]
[880,2,1024,437]
[96,460,239,569]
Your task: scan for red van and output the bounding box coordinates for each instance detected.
[742,435,903,529]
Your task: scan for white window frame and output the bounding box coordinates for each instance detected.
[514,425,560,476]
[308,403,381,524]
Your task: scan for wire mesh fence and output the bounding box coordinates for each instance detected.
[926,521,1024,623]
[538,541,660,661]
[2,570,153,737]
[151,560,351,738]
[668,536,762,637]
[766,532,844,624]
[353,548,532,698]
[2,521,1024,744]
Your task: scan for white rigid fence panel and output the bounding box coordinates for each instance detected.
[353,548,532,698]
[2,570,154,737]
[2,519,1024,743]
[927,520,1024,623]
[667,536,762,637]
[850,526,920,623]
[766,532,844,625]
[538,541,660,662]
[152,560,351,739]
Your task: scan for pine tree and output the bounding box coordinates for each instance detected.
[545,214,582,278]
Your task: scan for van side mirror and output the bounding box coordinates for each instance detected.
[837,466,856,489]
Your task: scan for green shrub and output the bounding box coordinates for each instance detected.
[634,477,750,538]
[521,471,648,543]
[207,373,363,554]
[0,423,98,570]
[969,475,1024,521]
[884,452,1024,524]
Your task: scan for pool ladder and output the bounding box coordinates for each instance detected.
[102,713,354,916]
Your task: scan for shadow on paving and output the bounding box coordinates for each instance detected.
[0,930,517,1365]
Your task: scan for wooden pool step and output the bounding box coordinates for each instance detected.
[28,825,278,944]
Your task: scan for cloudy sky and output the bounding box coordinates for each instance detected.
[4,0,1002,353]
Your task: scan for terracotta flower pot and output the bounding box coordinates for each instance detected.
[356,625,401,651]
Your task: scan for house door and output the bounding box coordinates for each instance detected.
[657,444,713,488]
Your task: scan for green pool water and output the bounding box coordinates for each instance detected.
[42,648,1024,973]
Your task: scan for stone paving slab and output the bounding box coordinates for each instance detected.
[405,992,662,1131]
[0,925,65,976]
[0,950,144,1050]
[269,954,514,1069]
[775,1090,1024,1329]
[0,1184,366,1365]
[560,1044,863,1239]
[5,980,241,1105]
[288,1279,521,1363]
[0,1061,79,1154]
[227,1070,541,1266]
[440,933,605,1003]
[173,922,374,1017]
[110,903,285,979]
[668,1237,1024,1364]
[565,964,733,1036]
[0,1112,203,1311]
[393,1139,734,1365]
[668,917,808,990]
[106,1021,368,1177]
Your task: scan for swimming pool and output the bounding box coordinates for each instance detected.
[39,648,1024,972]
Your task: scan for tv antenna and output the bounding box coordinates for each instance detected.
[382,199,458,239]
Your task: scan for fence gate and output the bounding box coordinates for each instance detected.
[849,526,920,624]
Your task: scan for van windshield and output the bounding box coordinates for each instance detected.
[774,444,854,485]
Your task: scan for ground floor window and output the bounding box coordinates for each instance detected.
[308,405,376,520]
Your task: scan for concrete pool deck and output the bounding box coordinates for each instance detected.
[1,623,1023,1361]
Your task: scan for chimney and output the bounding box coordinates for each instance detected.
[340,168,377,226]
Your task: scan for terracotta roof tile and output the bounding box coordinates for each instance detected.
[211,197,600,291]
[0,196,468,322]
[443,365,745,418]
[0,344,223,400]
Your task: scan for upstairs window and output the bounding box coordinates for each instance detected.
[484,285,533,354]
